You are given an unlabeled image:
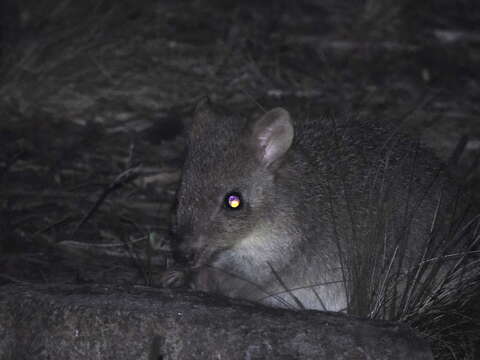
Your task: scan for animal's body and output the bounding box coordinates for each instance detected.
[172,99,475,316]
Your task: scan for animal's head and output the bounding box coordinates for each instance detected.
[171,99,294,271]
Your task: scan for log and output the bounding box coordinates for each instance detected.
[0,284,432,360]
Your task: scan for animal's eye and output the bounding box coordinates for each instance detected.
[224,192,242,210]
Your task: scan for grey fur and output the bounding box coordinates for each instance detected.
[172,100,475,315]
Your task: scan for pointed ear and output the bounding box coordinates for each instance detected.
[251,108,294,167]
[188,96,215,140]
[193,96,214,121]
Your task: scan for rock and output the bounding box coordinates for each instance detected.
[0,284,432,360]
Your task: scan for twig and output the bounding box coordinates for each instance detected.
[71,165,141,236]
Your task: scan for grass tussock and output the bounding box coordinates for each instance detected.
[0,1,479,359]
[329,127,480,360]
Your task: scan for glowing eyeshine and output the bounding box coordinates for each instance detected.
[225,193,242,209]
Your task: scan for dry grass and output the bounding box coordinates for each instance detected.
[0,0,479,359]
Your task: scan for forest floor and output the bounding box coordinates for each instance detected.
[0,0,479,357]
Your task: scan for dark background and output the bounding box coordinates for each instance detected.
[0,0,479,356]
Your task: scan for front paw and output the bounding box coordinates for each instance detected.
[160,269,189,288]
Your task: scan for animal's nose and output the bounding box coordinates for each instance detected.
[172,245,194,264]
[171,231,198,265]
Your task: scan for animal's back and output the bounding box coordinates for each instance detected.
[289,114,466,313]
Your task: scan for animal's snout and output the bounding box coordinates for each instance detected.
[172,245,195,264]
[171,232,204,266]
